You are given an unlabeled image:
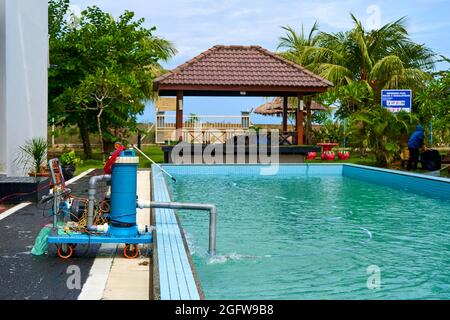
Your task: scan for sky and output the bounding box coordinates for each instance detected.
[70,0,450,124]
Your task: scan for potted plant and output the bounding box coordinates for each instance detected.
[15,137,49,177]
[60,151,82,180]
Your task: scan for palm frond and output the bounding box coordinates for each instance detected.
[370,55,404,82]
[316,63,353,85]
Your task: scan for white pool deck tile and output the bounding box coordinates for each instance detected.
[0,202,31,221]
[77,168,199,300]
[78,243,117,300]
[152,165,201,300]
[101,170,151,300]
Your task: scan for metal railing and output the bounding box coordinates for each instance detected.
[156,114,251,144]
[279,131,298,145]
[139,200,217,255]
[157,114,250,130]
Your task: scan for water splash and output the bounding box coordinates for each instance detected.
[325,216,342,221]
[207,253,269,265]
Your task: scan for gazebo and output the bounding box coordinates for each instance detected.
[153,45,332,161]
[154,45,332,140]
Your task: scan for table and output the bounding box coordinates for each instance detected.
[317,143,338,152]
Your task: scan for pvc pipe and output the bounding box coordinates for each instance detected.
[88,223,109,233]
[88,223,152,234]
[87,175,111,228]
[53,189,59,229]
[138,224,154,234]
[138,200,217,255]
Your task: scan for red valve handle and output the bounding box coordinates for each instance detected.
[103,145,126,174]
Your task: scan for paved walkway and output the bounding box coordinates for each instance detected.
[0,170,100,300]
[102,170,151,300]
[0,169,153,300]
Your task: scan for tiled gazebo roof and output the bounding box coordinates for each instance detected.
[154,45,333,96]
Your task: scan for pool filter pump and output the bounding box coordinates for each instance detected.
[44,144,217,259]
[45,147,153,259]
[108,149,140,237]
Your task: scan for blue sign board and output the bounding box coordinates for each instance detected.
[381,89,412,112]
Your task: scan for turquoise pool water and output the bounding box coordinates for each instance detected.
[167,171,450,299]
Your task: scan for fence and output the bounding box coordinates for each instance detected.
[156,114,251,144]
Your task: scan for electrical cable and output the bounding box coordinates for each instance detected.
[0,181,53,203]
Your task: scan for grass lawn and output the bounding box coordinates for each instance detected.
[69,146,447,178]
[73,145,165,176]
[306,152,378,166]
[74,159,103,176]
[72,147,378,175]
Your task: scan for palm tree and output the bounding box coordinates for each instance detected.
[314,14,435,103]
[277,21,320,68]
[277,22,321,143]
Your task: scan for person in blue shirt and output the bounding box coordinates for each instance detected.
[407,125,426,170]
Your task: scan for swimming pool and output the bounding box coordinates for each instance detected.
[154,164,450,300]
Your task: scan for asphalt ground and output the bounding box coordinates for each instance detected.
[0,170,105,300]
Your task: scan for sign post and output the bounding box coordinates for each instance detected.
[381,89,412,113]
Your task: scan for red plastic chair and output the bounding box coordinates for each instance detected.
[338,151,350,160]
[306,152,317,160]
[322,151,336,161]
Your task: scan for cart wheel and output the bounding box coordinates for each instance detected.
[57,244,74,259]
[123,244,139,259]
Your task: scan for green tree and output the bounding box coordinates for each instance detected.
[314,14,435,104]
[278,14,437,162]
[48,1,176,159]
[311,119,342,144]
[278,21,320,68]
[278,22,321,144]
[49,0,97,157]
[321,82,373,119]
[349,107,419,166]
[415,60,450,146]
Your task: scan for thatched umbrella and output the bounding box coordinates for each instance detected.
[254,97,328,116]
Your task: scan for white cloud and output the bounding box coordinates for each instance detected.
[69,0,450,68]
[66,0,450,119]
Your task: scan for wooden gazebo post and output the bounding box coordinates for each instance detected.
[282,96,288,132]
[175,91,184,141]
[305,97,312,145]
[297,94,304,145]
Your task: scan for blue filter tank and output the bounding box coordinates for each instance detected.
[109,149,139,237]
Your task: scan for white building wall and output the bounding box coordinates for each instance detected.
[0,0,48,176]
